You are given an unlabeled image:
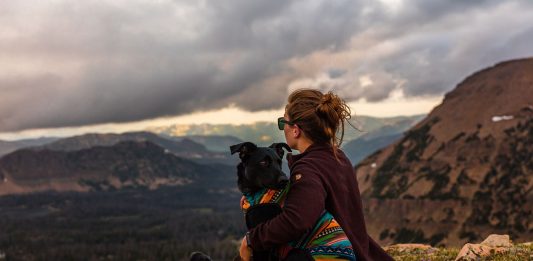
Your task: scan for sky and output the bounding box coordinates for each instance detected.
[1,0,532,140]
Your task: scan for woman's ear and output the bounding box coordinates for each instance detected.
[293,125,301,138]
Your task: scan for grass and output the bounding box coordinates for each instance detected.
[386,247,459,261]
[385,243,533,261]
[486,243,533,261]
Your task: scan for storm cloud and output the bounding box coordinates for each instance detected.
[1,0,532,132]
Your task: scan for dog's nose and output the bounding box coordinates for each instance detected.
[278,175,289,183]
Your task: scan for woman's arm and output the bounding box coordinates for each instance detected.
[246,165,326,251]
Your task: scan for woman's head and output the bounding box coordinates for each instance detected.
[283,89,352,151]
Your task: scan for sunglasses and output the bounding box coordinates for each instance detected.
[277,117,297,130]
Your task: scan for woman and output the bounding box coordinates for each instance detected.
[240,89,393,261]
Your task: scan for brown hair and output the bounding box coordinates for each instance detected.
[285,88,354,159]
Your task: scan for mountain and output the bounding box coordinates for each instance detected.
[168,135,243,152]
[0,140,235,196]
[30,131,235,165]
[147,115,424,145]
[356,58,533,247]
[0,140,23,158]
[35,131,205,152]
[148,122,287,145]
[343,133,402,165]
[354,115,425,140]
[11,137,60,147]
[0,137,59,157]
[342,115,424,164]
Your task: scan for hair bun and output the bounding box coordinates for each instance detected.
[315,91,352,124]
[316,91,338,114]
[320,92,334,105]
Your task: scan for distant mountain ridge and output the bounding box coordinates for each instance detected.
[2,115,422,159]
[167,135,243,152]
[356,58,533,246]
[147,115,425,145]
[0,137,59,157]
[36,131,205,152]
[342,115,424,164]
[28,131,235,165]
[0,140,234,195]
[343,133,402,165]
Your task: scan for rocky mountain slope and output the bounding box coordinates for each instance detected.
[356,58,533,247]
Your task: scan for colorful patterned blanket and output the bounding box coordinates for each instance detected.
[241,185,357,260]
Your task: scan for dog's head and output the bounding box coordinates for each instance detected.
[230,142,291,194]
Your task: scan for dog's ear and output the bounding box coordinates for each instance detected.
[230,142,258,159]
[268,143,292,158]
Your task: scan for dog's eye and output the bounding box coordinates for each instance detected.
[259,160,269,167]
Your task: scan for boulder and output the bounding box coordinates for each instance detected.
[480,234,512,247]
[455,234,512,260]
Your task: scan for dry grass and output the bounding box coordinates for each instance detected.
[386,247,459,261]
[385,243,533,261]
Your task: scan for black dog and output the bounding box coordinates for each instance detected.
[230,142,298,261]
[230,142,291,259]
[230,142,356,261]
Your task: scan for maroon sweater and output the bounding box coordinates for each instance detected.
[248,142,393,261]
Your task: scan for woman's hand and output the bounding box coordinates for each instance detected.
[239,236,252,261]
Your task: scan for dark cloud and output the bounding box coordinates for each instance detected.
[312,0,533,101]
[0,0,532,132]
[328,69,347,79]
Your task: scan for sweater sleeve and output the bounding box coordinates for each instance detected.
[247,163,326,251]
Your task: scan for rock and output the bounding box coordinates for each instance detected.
[455,243,507,260]
[455,234,512,260]
[481,234,512,247]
